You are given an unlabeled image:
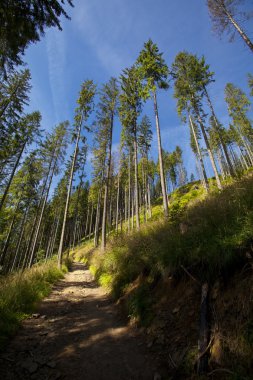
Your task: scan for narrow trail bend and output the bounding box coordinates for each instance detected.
[0,263,162,380]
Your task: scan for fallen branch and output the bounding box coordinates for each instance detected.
[180,264,200,285]
[168,353,177,368]
[195,334,214,364]
[207,368,234,376]
[197,282,209,374]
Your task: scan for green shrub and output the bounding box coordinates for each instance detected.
[127,283,153,326]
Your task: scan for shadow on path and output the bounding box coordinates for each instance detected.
[0,263,162,380]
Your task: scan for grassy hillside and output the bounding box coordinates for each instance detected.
[73,174,253,378]
[74,175,253,291]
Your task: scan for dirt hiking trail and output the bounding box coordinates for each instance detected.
[0,263,163,380]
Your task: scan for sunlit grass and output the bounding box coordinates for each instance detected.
[0,256,69,348]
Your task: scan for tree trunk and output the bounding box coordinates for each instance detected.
[147,176,152,218]
[194,110,222,190]
[45,215,57,261]
[141,159,147,222]
[11,206,29,271]
[235,125,253,165]
[128,151,131,232]
[189,115,209,192]
[84,203,90,239]
[0,141,26,213]
[133,129,140,230]
[57,116,83,269]
[222,2,253,53]
[124,185,127,226]
[89,202,94,241]
[153,89,169,217]
[204,87,236,177]
[94,189,102,247]
[71,178,83,249]
[48,215,60,259]
[238,145,249,169]
[0,199,20,268]
[131,183,134,230]
[217,148,225,180]
[101,114,114,251]
[29,153,57,268]
[115,173,120,233]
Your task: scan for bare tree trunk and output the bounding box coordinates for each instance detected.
[147,176,152,218]
[94,189,102,247]
[108,191,113,232]
[204,87,235,177]
[128,152,131,232]
[29,153,57,268]
[194,110,222,190]
[153,89,169,217]
[189,115,209,192]
[89,202,94,241]
[101,113,114,251]
[115,173,120,233]
[195,156,205,187]
[71,178,83,249]
[58,116,83,269]
[141,159,147,222]
[235,125,253,165]
[84,203,90,239]
[45,215,57,261]
[0,141,26,213]
[48,216,60,259]
[124,186,127,226]
[238,145,249,169]
[0,199,20,268]
[133,130,140,230]
[11,206,29,271]
[221,1,253,53]
[217,148,225,180]
[131,183,134,230]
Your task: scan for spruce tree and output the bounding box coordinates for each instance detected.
[57,80,96,269]
[96,78,119,251]
[172,51,223,190]
[225,82,253,163]
[136,39,170,217]
[0,0,73,75]
[119,66,142,230]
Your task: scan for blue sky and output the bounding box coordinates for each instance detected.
[24,0,253,181]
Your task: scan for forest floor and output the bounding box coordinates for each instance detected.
[0,263,164,380]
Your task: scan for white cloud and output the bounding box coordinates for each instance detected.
[72,0,133,75]
[46,29,70,124]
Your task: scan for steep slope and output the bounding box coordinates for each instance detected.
[73,174,253,378]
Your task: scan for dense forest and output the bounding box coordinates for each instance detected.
[0,1,253,379]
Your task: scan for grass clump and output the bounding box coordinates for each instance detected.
[126,282,153,326]
[0,258,66,348]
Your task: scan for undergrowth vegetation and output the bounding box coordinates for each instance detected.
[74,175,253,325]
[0,257,69,348]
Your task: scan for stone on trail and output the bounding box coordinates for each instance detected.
[21,358,38,373]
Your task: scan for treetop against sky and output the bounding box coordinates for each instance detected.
[24,0,253,179]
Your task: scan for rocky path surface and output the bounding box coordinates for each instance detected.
[0,263,162,380]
